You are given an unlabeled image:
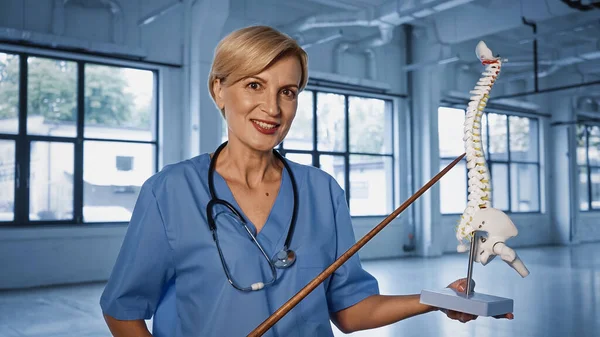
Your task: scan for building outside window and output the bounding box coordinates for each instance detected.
[438,106,541,214]
[0,50,158,224]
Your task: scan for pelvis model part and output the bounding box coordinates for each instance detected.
[455,41,530,278]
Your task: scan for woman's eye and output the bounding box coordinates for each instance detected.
[248,82,260,90]
[282,89,296,98]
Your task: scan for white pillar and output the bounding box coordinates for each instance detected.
[409,27,444,257]
[182,0,230,158]
[549,94,579,244]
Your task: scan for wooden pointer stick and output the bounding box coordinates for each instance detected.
[247,153,467,337]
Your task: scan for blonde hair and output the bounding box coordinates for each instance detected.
[208,25,309,114]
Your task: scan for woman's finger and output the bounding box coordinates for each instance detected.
[447,310,459,320]
[493,313,514,320]
[451,278,476,293]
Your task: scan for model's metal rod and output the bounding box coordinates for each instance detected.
[465,231,478,297]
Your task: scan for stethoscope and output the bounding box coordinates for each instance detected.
[207,141,298,291]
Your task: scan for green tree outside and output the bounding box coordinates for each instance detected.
[0,54,151,129]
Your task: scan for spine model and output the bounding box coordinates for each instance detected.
[456,41,501,252]
[452,41,529,277]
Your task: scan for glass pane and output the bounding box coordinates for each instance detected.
[83,141,155,222]
[438,107,465,158]
[0,140,15,221]
[285,90,313,150]
[588,126,600,166]
[85,65,156,141]
[319,155,345,191]
[285,153,312,166]
[579,166,589,211]
[509,116,538,162]
[27,57,77,137]
[591,168,600,210]
[349,97,391,154]
[576,124,587,166]
[349,155,392,216]
[0,52,19,134]
[29,141,74,221]
[317,92,345,152]
[491,163,509,211]
[439,159,466,214]
[488,113,508,161]
[510,163,539,212]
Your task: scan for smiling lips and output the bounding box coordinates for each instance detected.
[251,119,280,135]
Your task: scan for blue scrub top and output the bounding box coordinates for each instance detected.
[100,153,380,337]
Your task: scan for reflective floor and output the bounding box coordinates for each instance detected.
[0,242,597,337]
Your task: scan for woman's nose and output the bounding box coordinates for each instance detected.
[261,93,280,116]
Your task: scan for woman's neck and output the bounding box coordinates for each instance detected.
[216,140,281,189]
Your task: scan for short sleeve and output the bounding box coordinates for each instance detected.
[100,180,174,320]
[326,193,380,313]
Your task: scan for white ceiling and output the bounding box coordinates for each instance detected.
[304,0,389,10]
[282,0,600,77]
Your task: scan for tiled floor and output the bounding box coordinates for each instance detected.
[1,242,598,336]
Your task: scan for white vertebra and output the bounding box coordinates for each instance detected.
[455,41,529,278]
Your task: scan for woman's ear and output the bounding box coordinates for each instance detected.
[213,78,225,111]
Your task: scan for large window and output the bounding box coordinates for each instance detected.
[0,50,158,224]
[438,107,540,214]
[221,89,396,217]
[577,124,600,211]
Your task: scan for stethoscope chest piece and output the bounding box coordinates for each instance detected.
[273,248,296,269]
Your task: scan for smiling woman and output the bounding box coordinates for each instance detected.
[208,25,308,153]
[100,25,492,337]
[212,55,303,151]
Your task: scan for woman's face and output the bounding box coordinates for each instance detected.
[213,54,302,153]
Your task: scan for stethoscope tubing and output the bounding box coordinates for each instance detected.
[207,141,298,271]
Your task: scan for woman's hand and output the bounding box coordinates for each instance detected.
[439,278,514,323]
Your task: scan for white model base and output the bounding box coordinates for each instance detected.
[420,288,513,317]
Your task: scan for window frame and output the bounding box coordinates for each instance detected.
[277,87,397,218]
[438,105,542,215]
[0,46,160,226]
[577,123,600,212]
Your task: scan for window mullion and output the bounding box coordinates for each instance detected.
[73,62,85,223]
[312,90,318,167]
[536,118,542,213]
[154,70,160,174]
[586,126,593,210]
[344,95,350,205]
[16,54,30,224]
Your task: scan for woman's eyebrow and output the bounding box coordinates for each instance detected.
[244,76,298,89]
[245,75,267,83]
